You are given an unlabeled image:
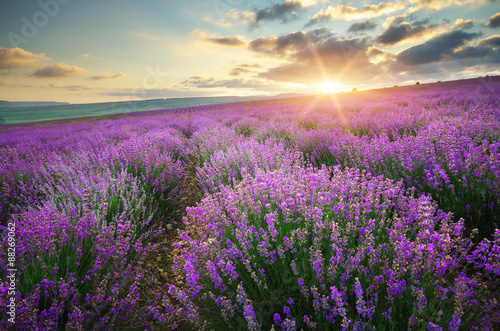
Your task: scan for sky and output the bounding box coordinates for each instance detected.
[0,0,499,104]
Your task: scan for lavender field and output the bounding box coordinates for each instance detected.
[1,78,499,330]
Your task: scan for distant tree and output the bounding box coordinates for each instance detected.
[394,85,398,87]
[352,88,358,92]
[415,82,420,85]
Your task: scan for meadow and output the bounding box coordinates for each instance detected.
[0,77,499,330]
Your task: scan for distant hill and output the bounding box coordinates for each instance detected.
[0,95,295,125]
[0,100,71,108]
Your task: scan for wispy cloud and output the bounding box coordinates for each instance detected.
[191,30,247,47]
[307,2,405,25]
[408,0,482,11]
[49,83,96,91]
[229,63,262,76]
[203,9,256,28]
[178,75,272,90]
[80,53,104,60]
[0,47,50,69]
[89,72,127,81]
[31,63,88,78]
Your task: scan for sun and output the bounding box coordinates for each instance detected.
[318,80,340,94]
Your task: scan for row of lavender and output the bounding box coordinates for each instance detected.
[1,79,499,329]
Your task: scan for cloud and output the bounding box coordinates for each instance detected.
[235,63,262,68]
[307,2,404,25]
[348,20,377,33]
[178,75,272,90]
[396,30,482,65]
[89,72,127,81]
[453,19,474,29]
[449,45,493,60]
[445,35,500,64]
[229,67,250,76]
[191,30,247,47]
[248,28,333,57]
[408,0,482,11]
[80,53,104,60]
[31,63,88,78]
[251,0,317,26]
[249,24,499,87]
[178,76,217,87]
[376,21,438,45]
[477,35,500,48]
[49,83,96,91]
[0,47,50,69]
[250,29,384,85]
[486,12,500,28]
[229,63,262,76]
[203,9,256,28]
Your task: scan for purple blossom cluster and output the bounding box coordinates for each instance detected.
[196,137,303,194]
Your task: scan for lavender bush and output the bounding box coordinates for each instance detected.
[170,165,498,330]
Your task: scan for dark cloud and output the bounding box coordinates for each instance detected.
[396,30,481,65]
[348,20,377,33]
[449,45,500,65]
[31,63,88,78]
[376,22,437,45]
[254,2,302,24]
[206,36,246,47]
[478,35,500,48]
[250,29,383,85]
[486,12,500,28]
[251,25,498,87]
[448,35,500,63]
[449,46,492,60]
[294,37,369,64]
[248,28,333,57]
[192,30,247,47]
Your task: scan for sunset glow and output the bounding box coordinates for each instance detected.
[317,80,341,94]
[0,1,498,103]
